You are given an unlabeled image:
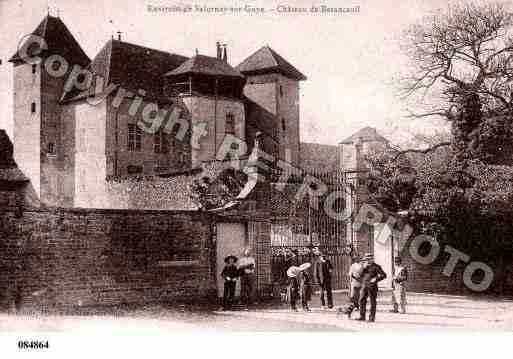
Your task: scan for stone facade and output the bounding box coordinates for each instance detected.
[244,73,301,165]
[0,206,216,310]
[181,95,245,166]
[12,63,41,199]
[10,15,306,209]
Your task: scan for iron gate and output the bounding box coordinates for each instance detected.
[270,170,353,290]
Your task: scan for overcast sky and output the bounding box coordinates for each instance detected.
[0,0,455,146]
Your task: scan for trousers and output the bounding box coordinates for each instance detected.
[240,274,256,305]
[320,280,333,307]
[223,281,236,308]
[359,284,378,321]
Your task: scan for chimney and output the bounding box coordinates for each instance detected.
[216,41,222,59]
[222,44,227,63]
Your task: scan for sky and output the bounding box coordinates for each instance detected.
[0,0,455,147]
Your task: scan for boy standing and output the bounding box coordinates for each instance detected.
[346,254,363,318]
[221,255,239,310]
[390,256,408,314]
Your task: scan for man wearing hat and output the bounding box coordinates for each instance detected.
[357,253,386,322]
[390,256,408,314]
[221,255,239,310]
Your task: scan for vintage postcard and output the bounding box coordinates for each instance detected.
[0,0,512,357]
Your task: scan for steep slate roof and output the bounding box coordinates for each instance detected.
[300,142,340,172]
[164,55,244,78]
[236,46,306,81]
[9,15,90,67]
[62,40,188,102]
[339,126,389,144]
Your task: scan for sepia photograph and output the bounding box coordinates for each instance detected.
[0,0,512,357]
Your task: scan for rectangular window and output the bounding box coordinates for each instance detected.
[32,64,37,74]
[279,85,283,97]
[128,124,142,151]
[154,130,169,154]
[225,113,235,134]
[48,142,55,155]
[31,102,36,114]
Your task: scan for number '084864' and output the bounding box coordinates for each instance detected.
[17,341,49,350]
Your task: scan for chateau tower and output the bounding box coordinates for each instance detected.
[164,51,247,167]
[8,15,90,205]
[236,46,306,166]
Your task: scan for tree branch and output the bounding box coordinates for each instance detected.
[393,142,452,161]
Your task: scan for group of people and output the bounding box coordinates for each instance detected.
[346,253,408,321]
[221,246,409,322]
[220,248,256,310]
[286,248,408,323]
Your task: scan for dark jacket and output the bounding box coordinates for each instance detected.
[314,258,333,284]
[361,263,387,287]
[221,264,239,281]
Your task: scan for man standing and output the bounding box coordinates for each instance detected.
[357,253,386,322]
[346,254,363,318]
[238,248,256,308]
[313,248,333,309]
[390,256,408,314]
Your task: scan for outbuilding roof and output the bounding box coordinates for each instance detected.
[164,55,244,78]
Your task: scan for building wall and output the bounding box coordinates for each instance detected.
[248,220,272,293]
[243,73,300,165]
[39,61,69,206]
[105,98,191,178]
[181,95,245,167]
[74,101,108,208]
[13,63,41,197]
[0,207,216,310]
[59,104,77,207]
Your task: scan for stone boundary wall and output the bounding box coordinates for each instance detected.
[0,206,216,310]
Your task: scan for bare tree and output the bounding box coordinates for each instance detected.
[400,1,513,158]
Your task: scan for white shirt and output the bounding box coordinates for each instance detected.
[238,256,256,274]
[348,262,364,286]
